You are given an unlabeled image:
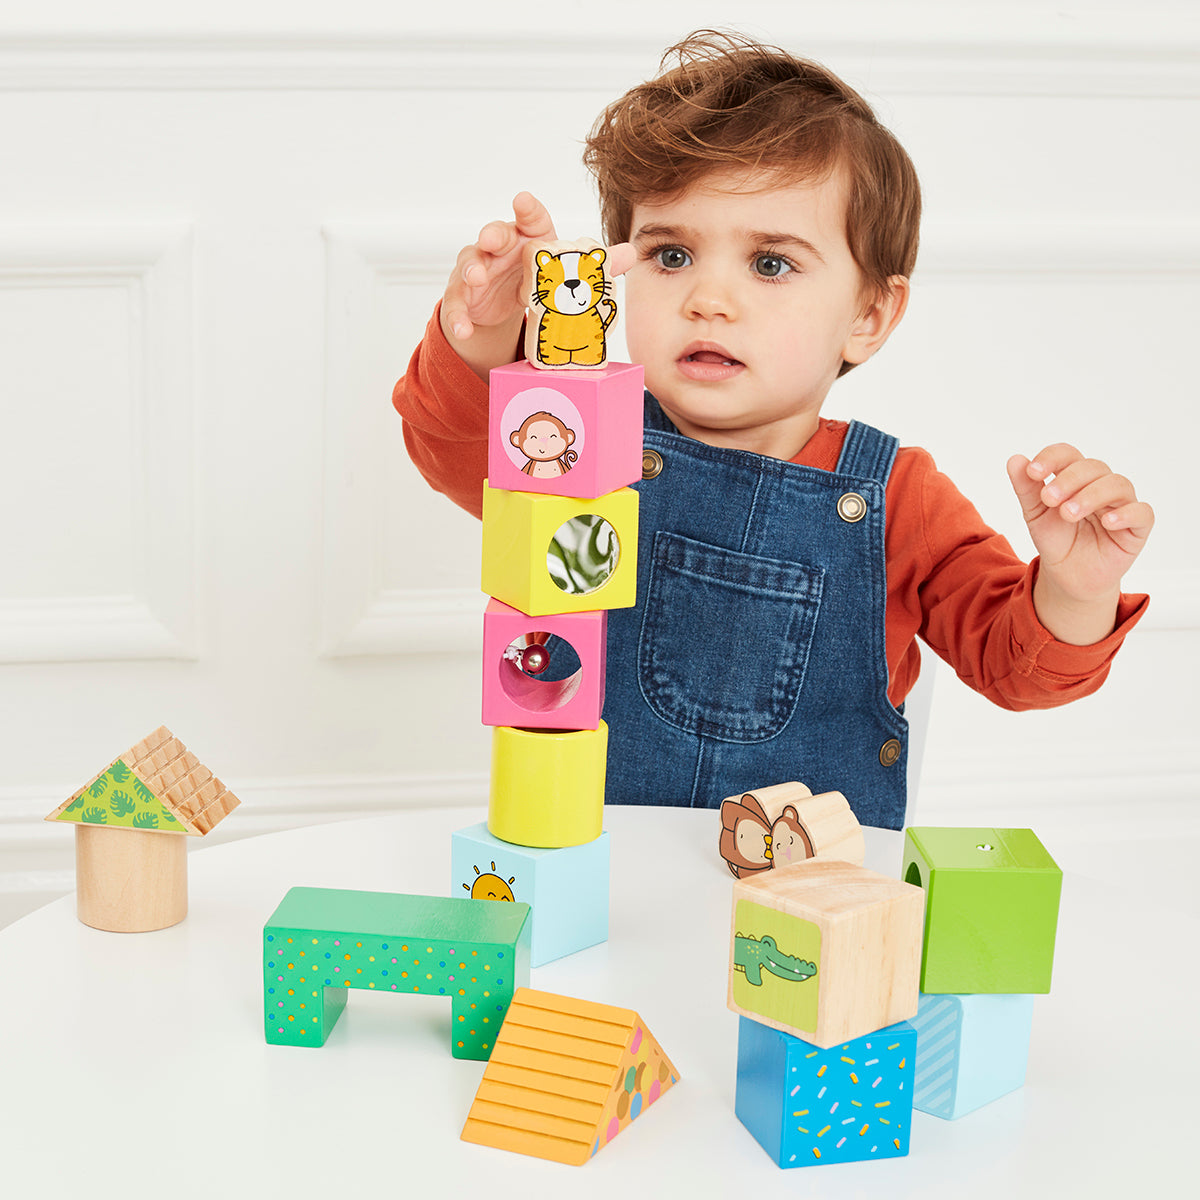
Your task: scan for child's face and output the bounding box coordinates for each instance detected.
[623,169,878,459]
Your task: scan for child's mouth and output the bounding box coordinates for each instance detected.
[679,345,744,380]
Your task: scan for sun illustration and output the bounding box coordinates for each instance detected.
[464,861,516,902]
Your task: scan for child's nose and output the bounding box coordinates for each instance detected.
[684,273,736,320]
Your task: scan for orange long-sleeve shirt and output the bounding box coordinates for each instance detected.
[395,305,1147,710]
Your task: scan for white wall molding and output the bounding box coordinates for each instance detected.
[919,219,1200,279]
[0,28,1196,98]
[4,751,1196,927]
[0,224,198,663]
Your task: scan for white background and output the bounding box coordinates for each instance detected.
[2,1,1197,925]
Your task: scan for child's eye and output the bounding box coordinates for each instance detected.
[652,246,691,270]
[753,253,793,279]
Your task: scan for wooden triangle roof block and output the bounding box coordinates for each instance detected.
[45,725,240,836]
[461,987,679,1166]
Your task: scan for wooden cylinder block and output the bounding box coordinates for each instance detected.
[74,824,188,932]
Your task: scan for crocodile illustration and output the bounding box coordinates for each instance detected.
[733,934,818,987]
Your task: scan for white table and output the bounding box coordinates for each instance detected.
[1,805,1195,1198]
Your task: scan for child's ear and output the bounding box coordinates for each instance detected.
[842,275,910,366]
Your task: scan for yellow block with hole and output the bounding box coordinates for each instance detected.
[481,482,638,616]
[489,723,607,848]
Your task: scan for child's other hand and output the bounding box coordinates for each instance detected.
[440,192,556,368]
[1007,444,1154,642]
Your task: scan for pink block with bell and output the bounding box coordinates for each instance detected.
[481,599,607,731]
[488,360,645,500]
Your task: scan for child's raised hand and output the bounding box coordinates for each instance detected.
[440,192,556,364]
[1007,444,1153,642]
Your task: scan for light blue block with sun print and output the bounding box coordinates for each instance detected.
[909,991,1034,1119]
[451,822,609,968]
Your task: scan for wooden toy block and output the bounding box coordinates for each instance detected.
[735,1015,915,1167]
[718,782,865,878]
[728,859,923,1049]
[452,822,609,966]
[488,360,644,499]
[522,239,619,370]
[908,991,1034,1120]
[263,886,530,1060]
[902,827,1063,994]
[481,482,639,616]
[461,987,679,1165]
[481,599,607,731]
[45,725,240,932]
[489,723,607,848]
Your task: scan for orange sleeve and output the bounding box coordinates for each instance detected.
[392,302,493,520]
[886,447,1148,711]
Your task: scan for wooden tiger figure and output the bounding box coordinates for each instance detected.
[526,244,617,369]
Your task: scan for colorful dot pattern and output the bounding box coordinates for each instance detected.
[782,1024,915,1166]
[592,1020,680,1158]
[263,888,530,1061]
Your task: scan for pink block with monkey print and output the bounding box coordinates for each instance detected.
[488,360,645,501]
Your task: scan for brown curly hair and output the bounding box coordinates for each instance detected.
[583,30,921,302]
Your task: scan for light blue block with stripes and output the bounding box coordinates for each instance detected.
[909,992,1034,1119]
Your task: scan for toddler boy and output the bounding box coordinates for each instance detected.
[395,31,1151,828]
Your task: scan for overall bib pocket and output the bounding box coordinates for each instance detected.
[637,532,824,742]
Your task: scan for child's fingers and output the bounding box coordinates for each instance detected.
[605,241,637,277]
[1021,442,1091,484]
[1006,454,1046,517]
[510,191,557,242]
[1100,499,1155,539]
[1048,470,1136,522]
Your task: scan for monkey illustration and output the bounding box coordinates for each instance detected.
[510,411,578,477]
[769,805,816,867]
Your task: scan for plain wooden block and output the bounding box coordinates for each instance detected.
[74,825,188,932]
[729,859,923,1049]
[718,782,865,878]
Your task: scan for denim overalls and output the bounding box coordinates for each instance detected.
[601,395,910,830]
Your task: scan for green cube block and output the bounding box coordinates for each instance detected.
[902,828,1062,994]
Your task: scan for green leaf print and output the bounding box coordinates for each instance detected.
[110,790,136,818]
[109,761,132,784]
[132,811,159,829]
[82,806,108,824]
[88,778,109,799]
[132,778,155,804]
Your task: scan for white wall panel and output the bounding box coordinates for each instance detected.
[320,223,483,657]
[0,224,196,662]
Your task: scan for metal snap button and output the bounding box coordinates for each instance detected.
[837,492,867,523]
[642,449,664,480]
[879,738,902,767]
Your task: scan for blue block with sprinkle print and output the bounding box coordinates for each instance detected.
[909,992,1034,1119]
[735,1016,915,1168]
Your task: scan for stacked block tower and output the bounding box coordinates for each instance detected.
[901,827,1062,1120]
[728,857,924,1168]
[452,239,643,967]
